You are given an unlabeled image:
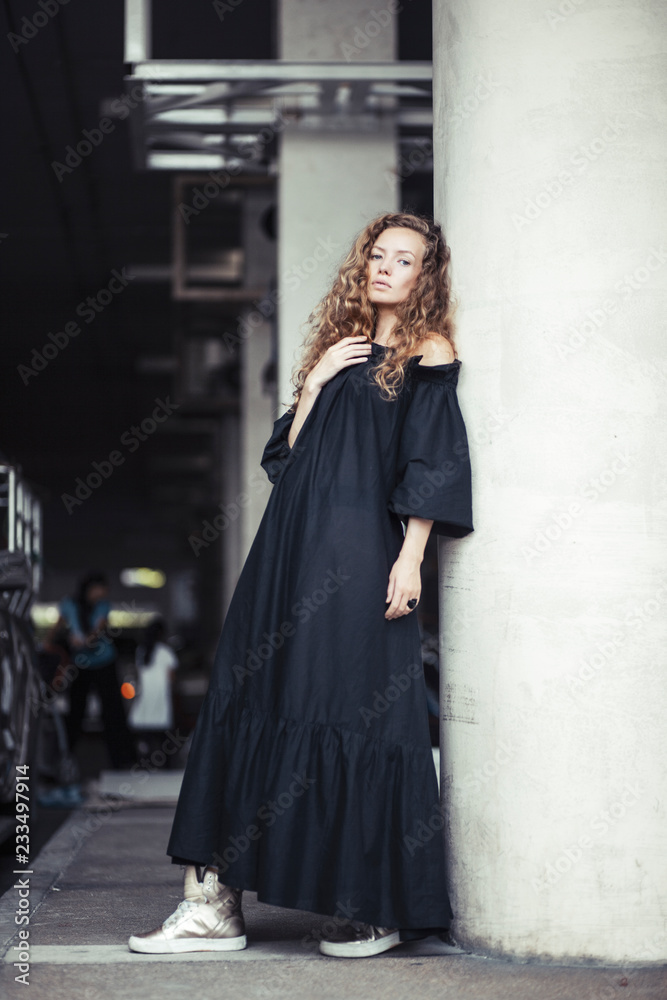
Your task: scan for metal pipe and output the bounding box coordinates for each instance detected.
[125,0,151,63]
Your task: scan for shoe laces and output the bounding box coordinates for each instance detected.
[162,899,201,930]
[347,922,394,941]
[353,922,374,941]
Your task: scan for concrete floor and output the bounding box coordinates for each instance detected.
[1,785,665,1000]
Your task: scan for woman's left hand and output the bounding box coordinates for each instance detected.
[385,554,421,619]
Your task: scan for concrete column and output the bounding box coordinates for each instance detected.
[240,189,277,560]
[219,411,240,616]
[240,315,273,560]
[434,0,667,963]
[276,0,399,408]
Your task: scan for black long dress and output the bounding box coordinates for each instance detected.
[166,340,474,931]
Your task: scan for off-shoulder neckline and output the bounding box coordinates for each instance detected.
[370,340,462,368]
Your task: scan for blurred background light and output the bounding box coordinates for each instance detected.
[120,567,167,589]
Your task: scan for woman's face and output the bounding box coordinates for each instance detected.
[367,227,427,307]
[86,583,108,604]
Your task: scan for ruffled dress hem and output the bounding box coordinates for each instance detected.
[166,685,453,931]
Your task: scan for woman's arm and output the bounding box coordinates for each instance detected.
[287,336,372,449]
[87,618,109,642]
[58,602,87,646]
[385,516,434,619]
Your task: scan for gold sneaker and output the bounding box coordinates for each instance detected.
[128,865,247,954]
[319,922,401,958]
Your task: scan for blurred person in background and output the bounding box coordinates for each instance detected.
[128,617,178,767]
[51,570,136,770]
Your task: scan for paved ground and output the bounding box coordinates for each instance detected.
[1,781,665,1000]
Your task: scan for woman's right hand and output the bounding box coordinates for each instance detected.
[288,336,373,450]
[305,335,372,391]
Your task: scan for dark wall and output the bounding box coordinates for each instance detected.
[1,0,432,653]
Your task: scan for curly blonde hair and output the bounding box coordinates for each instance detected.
[289,212,458,409]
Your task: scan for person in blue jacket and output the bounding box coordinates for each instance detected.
[57,571,135,770]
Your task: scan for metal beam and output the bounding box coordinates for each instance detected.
[124,0,151,63]
[130,61,432,82]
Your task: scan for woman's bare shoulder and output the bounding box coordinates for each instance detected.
[415,334,456,366]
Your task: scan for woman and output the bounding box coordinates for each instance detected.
[128,617,178,764]
[129,212,474,958]
[57,571,136,771]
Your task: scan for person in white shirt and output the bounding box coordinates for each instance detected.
[128,618,178,766]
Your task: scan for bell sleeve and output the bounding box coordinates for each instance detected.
[260,409,296,484]
[387,364,474,538]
